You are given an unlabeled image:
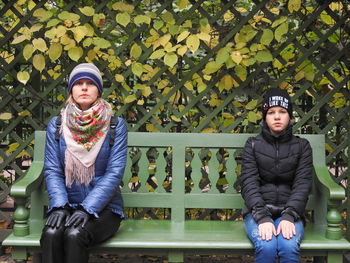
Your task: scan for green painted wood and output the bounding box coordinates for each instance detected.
[3,131,349,263]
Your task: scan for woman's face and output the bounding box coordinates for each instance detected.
[265,106,290,135]
[71,78,99,111]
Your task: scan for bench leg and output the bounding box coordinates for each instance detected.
[12,247,27,263]
[168,250,184,263]
[326,252,343,263]
[32,252,42,263]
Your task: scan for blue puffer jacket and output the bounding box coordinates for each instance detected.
[44,116,128,219]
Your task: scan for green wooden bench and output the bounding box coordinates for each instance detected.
[3,131,350,262]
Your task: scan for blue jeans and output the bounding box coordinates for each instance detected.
[244,213,304,263]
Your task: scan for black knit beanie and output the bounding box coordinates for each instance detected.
[261,88,293,120]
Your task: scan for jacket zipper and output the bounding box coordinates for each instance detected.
[275,140,279,205]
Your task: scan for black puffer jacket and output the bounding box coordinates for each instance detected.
[240,122,313,224]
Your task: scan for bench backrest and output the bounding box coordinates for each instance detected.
[32,131,326,226]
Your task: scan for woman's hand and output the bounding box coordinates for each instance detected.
[65,209,90,228]
[277,220,296,239]
[45,208,70,228]
[258,222,276,241]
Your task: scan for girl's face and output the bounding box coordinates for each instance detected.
[71,78,99,111]
[265,106,290,135]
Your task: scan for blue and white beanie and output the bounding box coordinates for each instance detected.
[261,88,293,119]
[68,63,103,95]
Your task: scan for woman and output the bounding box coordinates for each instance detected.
[240,88,313,263]
[40,63,128,263]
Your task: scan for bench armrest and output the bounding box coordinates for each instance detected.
[11,161,44,197]
[11,160,44,237]
[314,165,345,240]
[314,166,345,200]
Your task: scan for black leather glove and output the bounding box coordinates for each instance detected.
[65,208,90,228]
[45,208,70,228]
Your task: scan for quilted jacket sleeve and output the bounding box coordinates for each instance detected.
[44,116,69,212]
[81,118,128,217]
[240,137,272,224]
[281,138,313,222]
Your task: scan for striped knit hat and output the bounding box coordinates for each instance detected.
[68,63,103,95]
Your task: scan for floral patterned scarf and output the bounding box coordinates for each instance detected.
[62,98,112,187]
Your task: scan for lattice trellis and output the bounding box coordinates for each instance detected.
[0,0,349,229]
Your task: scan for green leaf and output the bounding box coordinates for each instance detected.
[203,61,222,74]
[23,44,34,61]
[150,49,166,59]
[239,25,257,42]
[93,37,111,48]
[116,12,130,27]
[79,6,95,16]
[274,23,288,42]
[245,100,258,110]
[248,111,258,123]
[153,20,164,30]
[260,29,274,46]
[272,16,287,28]
[68,47,83,62]
[134,15,151,25]
[17,71,30,85]
[48,43,62,62]
[125,94,137,104]
[288,0,301,13]
[130,43,142,59]
[216,47,230,64]
[32,54,45,72]
[164,52,178,67]
[112,2,134,13]
[46,19,61,28]
[256,50,273,62]
[131,62,144,77]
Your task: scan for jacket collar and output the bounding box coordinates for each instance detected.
[261,121,293,143]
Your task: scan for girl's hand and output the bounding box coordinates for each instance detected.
[277,220,296,239]
[258,222,276,241]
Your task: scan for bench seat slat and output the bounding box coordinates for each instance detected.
[4,220,350,250]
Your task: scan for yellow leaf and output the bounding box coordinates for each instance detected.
[6,143,20,154]
[231,51,242,64]
[177,45,187,56]
[32,54,45,72]
[130,43,142,59]
[17,71,30,85]
[150,49,165,59]
[186,34,200,53]
[112,2,134,13]
[134,15,151,25]
[0,113,12,120]
[201,128,217,133]
[30,23,43,33]
[71,26,88,43]
[18,110,31,116]
[56,25,67,38]
[197,32,210,42]
[178,0,190,9]
[57,94,65,101]
[279,81,293,90]
[32,38,48,52]
[177,30,190,43]
[48,43,62,62]
[224,10,234,22]
[171,115,181,122]
[288,0,301,13]
[164,52,178,67]
[125,94,137,104]
[116,12,130,27]
[141,86,152,97]
[294,70,305,81]
[146,124,160,132]
[68,46,83,62]
[79,6,95,16]
[159,34,171,47]
[131,62,144,77]
[11,35,28,44]
[115,74,125,82]
[23,44,34,61]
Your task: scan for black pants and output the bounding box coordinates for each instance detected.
[40,209,122,263]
